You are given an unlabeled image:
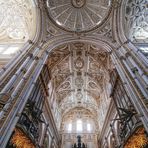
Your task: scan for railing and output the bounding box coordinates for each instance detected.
[18,113,39,140]
[109,70,141,146]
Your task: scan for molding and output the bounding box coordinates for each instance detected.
[44,98,61,144]
[99,99,117,140]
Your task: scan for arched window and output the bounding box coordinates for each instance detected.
[68,123,72,132]
[76,119,82,132]
[0,0,37,67]
[87,123,91,132]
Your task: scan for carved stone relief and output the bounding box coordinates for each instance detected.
[0,0,36,42]
[46,0,112,32]
[125,0,148,42]
[47,42,113,132]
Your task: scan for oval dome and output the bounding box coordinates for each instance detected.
[46,0,112,32]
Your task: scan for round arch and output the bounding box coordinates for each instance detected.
[42,34,116,54]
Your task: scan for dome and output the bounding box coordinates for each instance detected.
[46,0,112,32]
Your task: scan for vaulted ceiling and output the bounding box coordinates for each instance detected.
[46,0,112,32]
[47,42,113,130]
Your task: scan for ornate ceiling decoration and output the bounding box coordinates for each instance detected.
[46,0,112,32]
[0,0,36,42]
[62,107,96,121]
[47,42,112,126]
[61,107,99,131]
[125,0,148,42]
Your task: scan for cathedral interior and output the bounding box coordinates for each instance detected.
[0,0,148,148]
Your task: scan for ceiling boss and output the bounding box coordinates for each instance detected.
[72,0,85,8]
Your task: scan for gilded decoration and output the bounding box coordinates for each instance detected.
[124,128,148,148]
[11,128,35,148]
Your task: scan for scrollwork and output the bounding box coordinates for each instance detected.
[0,0,36,42]
[125,0,148,42]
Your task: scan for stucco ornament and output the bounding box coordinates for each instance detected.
[46,0,112,32]
[72,0,85,8]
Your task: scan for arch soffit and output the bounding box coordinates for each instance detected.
[61,107,99,130]
[113,0,130,43]
[42,35,117,54]
[61,104,98,118]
